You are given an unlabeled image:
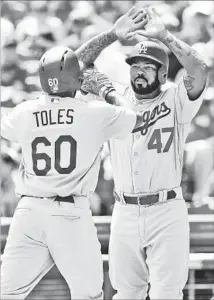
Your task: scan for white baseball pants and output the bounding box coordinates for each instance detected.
[109,198,190,299]
[1,196,103,299]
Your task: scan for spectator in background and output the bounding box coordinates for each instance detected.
[1,1,28,26]
[63,1,112,50]
[0,141,20,217]
[15,0,66,61]
[1,16,29,108]
[191,10,214,88]
[14,1,66,92]
[1,39,28,91]
[1,31,30,105]
[183,136,214,208]
[187,87,214,142]
[47,0,71,22]
[94,1,119,24]
[180,1,212,45]
[182,87,214,208]
[16,1,66,43]
[1,17,15,48]
[63,1,96,49]
[201,169,214,205]
[111,1,134,19]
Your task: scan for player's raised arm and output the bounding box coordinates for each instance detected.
[81,66,131,106]
[132,7,208,100]
[75,7,148,69]
[81,68,145,131]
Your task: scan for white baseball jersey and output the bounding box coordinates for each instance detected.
[1,92,136,197]
[109,76,205,194]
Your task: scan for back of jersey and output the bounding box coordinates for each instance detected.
[2,93,136,197]
[17,94,106,197]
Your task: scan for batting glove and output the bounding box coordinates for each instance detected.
[81,65,116,99]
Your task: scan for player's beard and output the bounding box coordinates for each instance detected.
[131,73,160,95]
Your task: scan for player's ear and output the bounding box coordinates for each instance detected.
[73,77,83,90]
[79,77,83,85]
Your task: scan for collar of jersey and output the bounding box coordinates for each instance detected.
[132,90,164,106]
[44,92,89,104]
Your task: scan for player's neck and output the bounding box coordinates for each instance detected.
[135,87,161,100]
[50,90,77,98]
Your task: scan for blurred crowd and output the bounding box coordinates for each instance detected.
[1,0,214,217]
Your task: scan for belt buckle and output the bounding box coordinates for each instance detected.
[137,195,140,205]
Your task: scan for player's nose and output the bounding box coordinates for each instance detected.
[137,70,146,76]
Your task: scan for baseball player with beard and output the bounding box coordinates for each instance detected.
[84,7,208,300]
[0,8,149,300]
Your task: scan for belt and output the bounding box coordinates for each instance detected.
[55,195,75,203]
[21,195,76,204]
[120,190,177,206]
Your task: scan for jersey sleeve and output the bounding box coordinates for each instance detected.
[101,103,136,141]
[174,74,207,124]
[1,104,23,142]
[77,90,103,103]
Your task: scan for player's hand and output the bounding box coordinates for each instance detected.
[127,7,168,41]
[112,7,148,41]
[81,66,115,98]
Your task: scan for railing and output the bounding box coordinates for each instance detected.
[19,253,213,300]
[2,215,214,253]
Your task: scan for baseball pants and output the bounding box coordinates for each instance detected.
[1,196,103,299]
[109,196,190,300]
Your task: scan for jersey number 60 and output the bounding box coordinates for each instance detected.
[31,135,76,176]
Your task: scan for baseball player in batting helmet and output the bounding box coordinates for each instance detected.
[1,7,152,300]
[39,46,83,96]
[91,7,208,300]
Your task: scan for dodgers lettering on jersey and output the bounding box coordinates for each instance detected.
[109,77,205,194]
[1,92,136,197]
